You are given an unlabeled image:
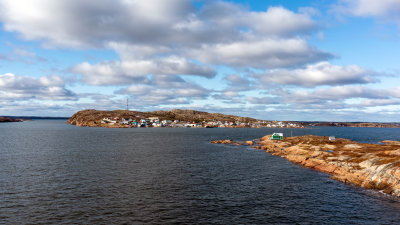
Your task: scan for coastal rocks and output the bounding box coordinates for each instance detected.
[212,134,400,198]
[211,140,234,144]
[211,140,255,146]
[244,141,254,145]
[210,140,243,146]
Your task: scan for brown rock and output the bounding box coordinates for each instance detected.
[244,141,253,145]
[211,140,233,144]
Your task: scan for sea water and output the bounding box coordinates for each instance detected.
[1,120,400,224]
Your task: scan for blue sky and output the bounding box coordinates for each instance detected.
[0,0,400,122]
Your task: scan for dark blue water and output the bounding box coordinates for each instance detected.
[1,120,400,224]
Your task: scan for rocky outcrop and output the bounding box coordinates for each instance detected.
[212,135,400,197]
[211,140,242,145]
[211,140,255,146]
[244,141,254,145]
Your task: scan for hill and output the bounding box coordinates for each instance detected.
[67,109,258,127]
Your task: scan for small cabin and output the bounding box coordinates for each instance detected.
[329,136,336,141]
[271,133,283,140]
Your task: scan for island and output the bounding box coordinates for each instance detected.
[0,117,24,123]
[67,109,304,128]
[212,134,400,197]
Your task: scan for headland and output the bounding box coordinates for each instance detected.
[212,135,400,197]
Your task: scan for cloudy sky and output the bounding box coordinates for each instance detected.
[0,0,399,121]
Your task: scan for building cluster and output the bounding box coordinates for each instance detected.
[264,121,303,128]
[101,116,303,128]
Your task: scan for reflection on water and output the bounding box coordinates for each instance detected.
[1,120,400,224]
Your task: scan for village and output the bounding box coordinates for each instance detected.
[100,116,304,128]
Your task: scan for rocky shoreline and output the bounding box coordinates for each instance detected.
[212,135,400,197]
[0,117,24,123]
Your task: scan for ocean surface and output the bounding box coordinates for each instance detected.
[1,120,400,224]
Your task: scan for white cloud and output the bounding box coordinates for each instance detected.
[224,74,252,91]
[72,56,215,86]
[283,86,388,105]
[0,0,195,48]
[188,38,331,68]
[244,85,396,110]
[4,0,392,121]
[114,75,210,106]
[336,0,400,25]
[0,73,77,100]
[254,62,377,87]
[0,1,318,48]
[247,96,280,105]
[200,3,317,37]
[389,87,400,98]
[0,0,327,72]
[356,99,400,107]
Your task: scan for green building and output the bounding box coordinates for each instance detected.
[271,133,283,140]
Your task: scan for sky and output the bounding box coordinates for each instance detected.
[0,0,400,122]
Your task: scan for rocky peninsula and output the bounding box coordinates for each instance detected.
[212,135,400,197]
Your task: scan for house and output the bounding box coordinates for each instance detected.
[120,118,132,125]
[161,120,173,127]
[140,118,150,124]
[139,119,150,127]
[120,120,129,125]
[152,122,161,127]
[148,117,160,123]
[101,117,117,124]
[187,123,201,128]
[271,133,283,140]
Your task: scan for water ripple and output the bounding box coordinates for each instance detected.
[1,120,400,224]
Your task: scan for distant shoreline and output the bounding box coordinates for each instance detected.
[301,122,400,128]
[0,117,24,123]
[1,116,69,120]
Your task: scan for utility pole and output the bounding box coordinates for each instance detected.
[126,98,129,111]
